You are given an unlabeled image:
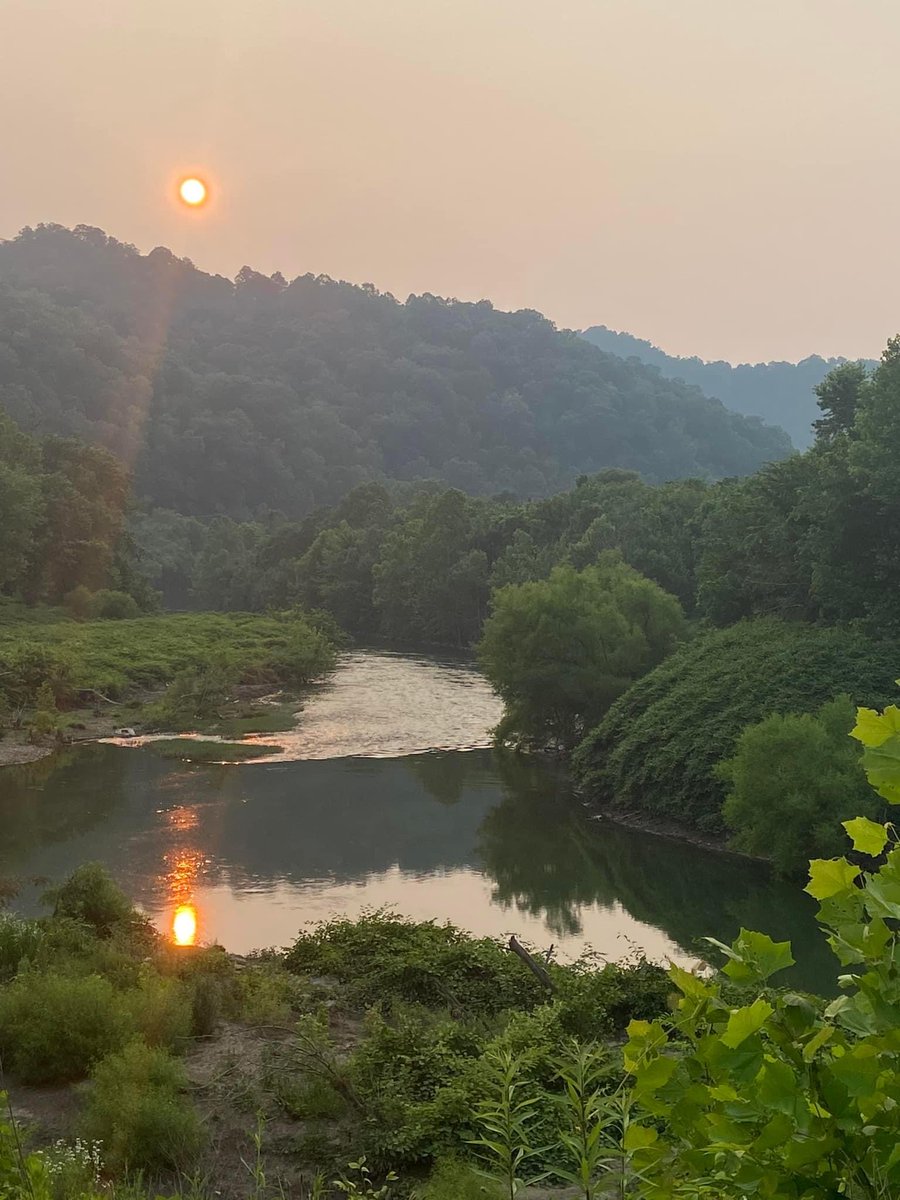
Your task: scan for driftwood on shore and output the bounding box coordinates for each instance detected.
[508,935,555,992]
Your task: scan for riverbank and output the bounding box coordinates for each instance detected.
[0,609,338,766]
[1,870,672,1200]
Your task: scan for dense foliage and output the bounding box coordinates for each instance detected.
[574,620,900,833]
[580,324,867,450]
[130,471,708,644]
[0,410,147,609]
[479,557,685,749]
[0,225,789,522]
[719,696,881,874]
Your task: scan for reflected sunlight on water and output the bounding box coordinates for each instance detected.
[172,904,198,946]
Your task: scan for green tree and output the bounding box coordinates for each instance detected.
[695,457,817,625]
[813,358,868,441]
[719,696,880,875]
[479,555,685,750]
[374,490,492,645]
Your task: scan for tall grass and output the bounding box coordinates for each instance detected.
[0,611,337,706]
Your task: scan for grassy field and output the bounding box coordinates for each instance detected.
[0,611,338,703]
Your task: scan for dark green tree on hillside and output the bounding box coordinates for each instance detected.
[478,554,685,750]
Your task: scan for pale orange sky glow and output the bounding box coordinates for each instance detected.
[4,0,900,362]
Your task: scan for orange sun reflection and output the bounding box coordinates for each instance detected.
[172,904,198,947]
[162,811,206,946]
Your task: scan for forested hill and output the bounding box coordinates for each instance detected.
[0,224,790,519]
[580,325,868,450]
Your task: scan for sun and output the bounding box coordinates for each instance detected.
[178,177,208,207]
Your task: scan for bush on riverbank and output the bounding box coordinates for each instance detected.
[574,618,900,833]
[719,695,883,874]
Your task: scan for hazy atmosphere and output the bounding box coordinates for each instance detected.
[5,0,900,361]
[6,4,900,1196]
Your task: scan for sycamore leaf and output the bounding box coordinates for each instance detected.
[623,1124,658,1151]
[843,817,889,857]
[802,1025,835,1062]
[721,999,774,1049]
[851,705,900,748]
[633,1055,678,1096]
[861,735,900,804]
[805,858,860,901]
[706,929,794,983]
[668,962,712,999]
[826,1045,880,1096]
[824,994,878,1037]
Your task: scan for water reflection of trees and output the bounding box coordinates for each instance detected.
[402,751,488,806]
[478,754,836,993]
[0,747,129,867]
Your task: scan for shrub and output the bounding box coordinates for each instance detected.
[284,913,542,1014]
[0,971,132,1083]
[416,1158,503,1200]
[574,618,900,832]
[63,584,95,621]
[479,556,685,750]
[89,589,141,620]
[45,864,152,942]
[80,1040,201,1172]
[27,680,61,742]
[349,1006,484,1168]
[0,913,43,981]
[554,956,673,1040]
[275,1075,348,1121]
[236,960,303,1024]
[124,972,193,1050]
[0,643,75,707]
[720,695,882,874]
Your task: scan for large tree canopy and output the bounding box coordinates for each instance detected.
[478,555,686,750]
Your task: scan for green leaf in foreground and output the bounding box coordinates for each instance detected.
[805,858,860,900]
[704,929,795,983]
[842,816,889,857]
[721,999,774,1049]
[860,733,900,804]
[851,705,900,748]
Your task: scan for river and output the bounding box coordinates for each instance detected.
[0,650,833,991]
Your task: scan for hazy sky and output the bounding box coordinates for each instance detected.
[4,0,900,363]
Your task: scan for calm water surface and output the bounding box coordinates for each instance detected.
[0,651,832,990]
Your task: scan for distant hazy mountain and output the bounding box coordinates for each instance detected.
[580,326,872,450]
[0,224,791,520]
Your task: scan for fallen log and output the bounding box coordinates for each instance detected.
[508,935,555,992]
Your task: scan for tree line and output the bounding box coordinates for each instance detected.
[130,342,900,648]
